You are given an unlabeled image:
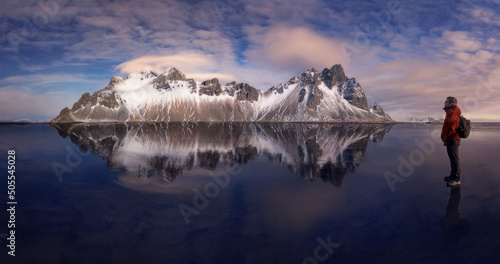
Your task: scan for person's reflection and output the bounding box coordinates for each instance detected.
[441,186,469,250]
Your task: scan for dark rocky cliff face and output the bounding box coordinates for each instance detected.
[89,91,125,109]
[151,74,171,91]
[151,70,197,93]
[224,81,237,96]
[342,79,369,111]
[296,69,324,109]
[321,64,348,89]
[52,90,130,122]
[54,107,75,123]
[72,92,91,111]
[235,83,260,102]
[320,65,368,111]
[371,103,390,118]
[164,68,186,81]
[104,76,124,90]
[199,78,223,96]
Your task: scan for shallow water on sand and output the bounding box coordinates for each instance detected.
[0,122,499,264]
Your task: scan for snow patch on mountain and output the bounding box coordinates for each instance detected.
[406,117,444,122]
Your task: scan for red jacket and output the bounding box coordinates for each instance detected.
[441,106,461,145]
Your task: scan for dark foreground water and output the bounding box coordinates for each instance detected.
[0,122,499,264]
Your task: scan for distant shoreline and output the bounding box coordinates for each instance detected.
[3,120,398,125]
[2,121,499,125]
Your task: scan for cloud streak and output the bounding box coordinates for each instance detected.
[0,73,105,87]
[0,87,68,121]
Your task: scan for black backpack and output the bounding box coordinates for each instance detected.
[449,110,471,138]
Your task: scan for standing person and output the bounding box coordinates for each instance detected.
[441,96,462,186]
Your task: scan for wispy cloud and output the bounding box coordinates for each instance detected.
[0,86,69,120]
[465,6,500,26]
[1,76,28,82]
[0,73,105,86]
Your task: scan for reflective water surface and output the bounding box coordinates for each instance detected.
[0,122,499,264]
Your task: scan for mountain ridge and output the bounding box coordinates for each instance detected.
[51,64,394,123]
[405,117,444,123]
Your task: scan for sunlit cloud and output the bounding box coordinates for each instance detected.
[244,26,348,72]
[469,6,500,26]
[442,31,482,54]
[115,51,238,83]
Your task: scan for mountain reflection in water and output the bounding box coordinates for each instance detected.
[52,122,393,186]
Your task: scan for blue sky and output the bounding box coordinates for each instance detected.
[1,0,499,121]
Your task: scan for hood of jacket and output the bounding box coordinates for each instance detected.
[444,106,461,115]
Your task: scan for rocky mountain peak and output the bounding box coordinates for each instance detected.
[127,70,159,80]
[150,68,196,92]
[297,68,324,109]
[150,74,171,91]
[343,80,368,110]
[371,103,389,118]
[104,76,125,90]
[164,67,187,81]
[317,64,369,111]
[199,78,222,96]
[299,68,322,86]
[235,83,260,102]
[320,64,348,89]
[71,92,91,111]
[202,78,220,86]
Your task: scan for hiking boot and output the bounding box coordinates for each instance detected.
[447,179,461,186]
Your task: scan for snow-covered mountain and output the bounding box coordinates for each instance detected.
[52,122,394,185]
[0,118,37,123]
[405,117,444,123]
[51,65,394,123]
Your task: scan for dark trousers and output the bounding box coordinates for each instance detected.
[446,139,461,180]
